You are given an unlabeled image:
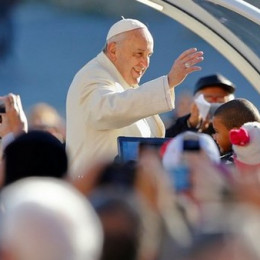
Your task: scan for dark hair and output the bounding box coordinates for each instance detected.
[91,192,141,260]
[97,160,137,189]
[214,98,260,130]
[3,130,68,186]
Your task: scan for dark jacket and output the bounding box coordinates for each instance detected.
[165,114,215,138]
[220,150,234,165]
[166,114,197,138]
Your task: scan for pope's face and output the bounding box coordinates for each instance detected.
[112,28,154,86]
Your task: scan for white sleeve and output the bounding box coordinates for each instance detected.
[86,76,175,130]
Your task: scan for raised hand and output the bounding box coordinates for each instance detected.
[0,93,28,137]
[167,48,204,88]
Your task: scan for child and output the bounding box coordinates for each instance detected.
[212,98,260,164]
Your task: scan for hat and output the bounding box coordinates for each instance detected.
[194,74,236,95]
[230,121,260,166]
[162,131,220,170]
[106,18,148,41]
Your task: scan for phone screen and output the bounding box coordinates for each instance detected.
[183,139,200,151]
[169,163,191,192]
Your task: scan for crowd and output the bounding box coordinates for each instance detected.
[1,17,260,260]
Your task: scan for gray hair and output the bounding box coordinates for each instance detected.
[103,32,128,53]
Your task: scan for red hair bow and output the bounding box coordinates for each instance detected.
[229,128,250,146]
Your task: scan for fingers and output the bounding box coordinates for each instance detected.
[0,113,7,121]
[0,113,5,124]
[5,93,19,112]
[0,112,11,137]
[168,48,204,88]
[182,50,204,71]
[177,48,199,60]
[5,94,14,111]
[178,48,204,67]
[0,93,28,136]
[16,95,22,109]
[189,104,201,128]
[190,103,199,114]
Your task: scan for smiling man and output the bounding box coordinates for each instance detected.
[66,18,203,176]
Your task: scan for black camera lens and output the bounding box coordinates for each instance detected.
[0,103,6,113]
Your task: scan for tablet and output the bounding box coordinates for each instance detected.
[117,136,170,162]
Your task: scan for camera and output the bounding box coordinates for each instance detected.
[0,100,6,113]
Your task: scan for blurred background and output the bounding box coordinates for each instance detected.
[0,0,259,122]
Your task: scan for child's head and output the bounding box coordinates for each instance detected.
[212,98,260,154]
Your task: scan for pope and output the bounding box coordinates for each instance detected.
[66,18,204,176]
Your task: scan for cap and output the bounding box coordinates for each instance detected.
[194,74,236,95]
[230,121,260,166]
[106,18,148,41]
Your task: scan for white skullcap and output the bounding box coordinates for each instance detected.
[106,18,148,41]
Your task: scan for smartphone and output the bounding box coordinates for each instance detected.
[0,100,6,113]
[183,136,200,152]
[169,163,191,192]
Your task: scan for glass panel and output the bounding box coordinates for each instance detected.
[193,0,260,57]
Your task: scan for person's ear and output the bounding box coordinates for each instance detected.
[106,42,117,62]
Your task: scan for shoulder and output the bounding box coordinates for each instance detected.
[72,54,113,87]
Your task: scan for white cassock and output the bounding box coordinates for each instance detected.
[66,51,175,177]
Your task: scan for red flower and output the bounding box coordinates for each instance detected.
[229,128,250,146]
